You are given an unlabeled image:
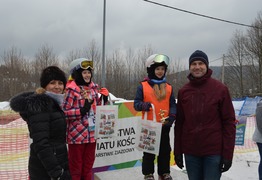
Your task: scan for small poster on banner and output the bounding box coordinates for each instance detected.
[137,120,162,154]
[95,105,118,138]
[135,105,162,155]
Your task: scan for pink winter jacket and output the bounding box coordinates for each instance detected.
[63,80,100,144]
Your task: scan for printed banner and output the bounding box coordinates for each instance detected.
[235,116,257,153]
[235,116,247,145]
[93,101,143,168]
[94,116,142,167]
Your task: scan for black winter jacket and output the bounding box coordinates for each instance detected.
[10,91,70,180]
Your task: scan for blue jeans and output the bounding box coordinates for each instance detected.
[257,143,262,180]
[185,154,222,180]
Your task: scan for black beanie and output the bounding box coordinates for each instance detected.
[147,61,167,80]
[40,66,67,88]
[189,50,209,67]
[72,68,93,86]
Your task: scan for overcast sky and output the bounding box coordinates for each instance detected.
[1,0,262,67]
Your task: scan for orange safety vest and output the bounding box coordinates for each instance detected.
[141,81,172,123]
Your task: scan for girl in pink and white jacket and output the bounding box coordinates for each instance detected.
[63,58,108,180]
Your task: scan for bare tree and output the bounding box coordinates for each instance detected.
[129,45,156,100]
[225,30,249,97]
[83,40,102,85]
[31,44,59,86]
[224,11,262,98]
[0,46,31,101]
[63,49,83,72]
[63,49,84,78]
[96,45,156,100]
[167,58,187,97]
[245,11,262,94]
[106,49,125,97]
[64,40,102,84]
[34,44,59,71]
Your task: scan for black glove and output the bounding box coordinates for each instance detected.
[219,158,232,173]
[80,99,94,116]
[163,116,175,127]
[175,154,184,169]
[142,102,151,111]
[60,169,71,180]
[57,169,71,180]
[52,169,71,180]
[100,95,108,104]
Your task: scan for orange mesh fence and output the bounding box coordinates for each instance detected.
[0,114,29,180]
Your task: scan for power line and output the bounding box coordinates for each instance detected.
[210,57,223,63]
[143,0,260,29]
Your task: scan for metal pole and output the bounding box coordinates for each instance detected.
[101,0,106,87]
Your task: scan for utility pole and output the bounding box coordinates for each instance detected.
[221,54,225,84]
[101,0,106,87]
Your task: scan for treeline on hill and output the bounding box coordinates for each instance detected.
[0,43,190,101]
[1,12,262,101]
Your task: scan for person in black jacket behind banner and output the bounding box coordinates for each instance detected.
[10,66,71,180]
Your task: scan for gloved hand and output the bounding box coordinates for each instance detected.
[219,158,232,173]
[58,169,71,180]
[142,102,151,111]
[175,154,184,169]
[80,99,94,116]
[99,87,109,104]
[52,169,71,180]
[100,95,108,104]
[100,87,109,96]
[163,116,175,127]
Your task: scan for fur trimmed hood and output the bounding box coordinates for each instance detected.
[10,89,58,115]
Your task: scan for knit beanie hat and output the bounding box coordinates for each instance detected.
[40,66,67,88]
[189,50,209,67]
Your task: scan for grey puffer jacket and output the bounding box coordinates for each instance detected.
[10,90,70,180]
[253,101,262,143]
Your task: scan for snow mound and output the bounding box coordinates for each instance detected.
[0,101,10,111]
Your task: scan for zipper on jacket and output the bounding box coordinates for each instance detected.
[53,146,56,155]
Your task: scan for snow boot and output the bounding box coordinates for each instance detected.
[158,173,172,180]
[144,174,155,180]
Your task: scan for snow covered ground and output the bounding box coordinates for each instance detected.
[93,151,259,180]
[223,151,259,180]
[0,101,10,111]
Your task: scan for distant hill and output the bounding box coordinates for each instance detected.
[210,66,222,80]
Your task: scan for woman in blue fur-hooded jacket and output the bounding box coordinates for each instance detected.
[10,66,71,180]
